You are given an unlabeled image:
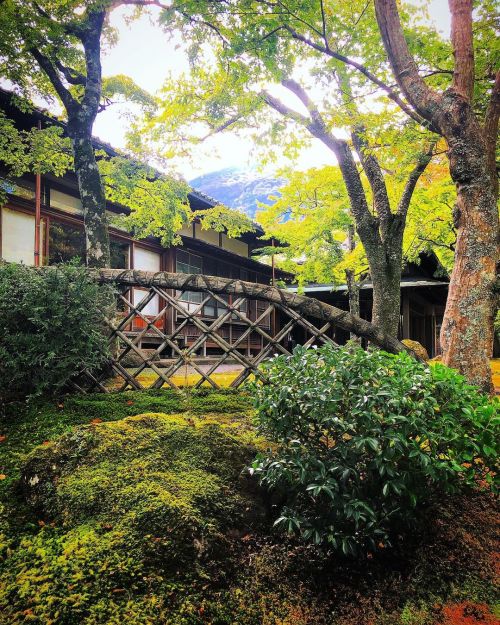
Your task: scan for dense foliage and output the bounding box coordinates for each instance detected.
[250,345,499,554]
[0,263,112,403]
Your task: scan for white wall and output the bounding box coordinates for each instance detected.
[50,190,83,215]
[1,208,35,264]
[133,246,161,315]
[221,233,248,257]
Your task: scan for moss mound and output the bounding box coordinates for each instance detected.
[1,413,265,624]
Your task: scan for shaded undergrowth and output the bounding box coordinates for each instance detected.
[0,390,498,625]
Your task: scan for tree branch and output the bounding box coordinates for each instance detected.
[29,48,77,112]
[54,60,86,86]
[449,0,475,102]
[263,81,382,253]
[373,0,443,128]
[260,89,311,127]
[397,141,436,218]
[351,127,392,228]
[283,24,437,131]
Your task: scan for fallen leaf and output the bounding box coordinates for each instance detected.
[0,474,6,480]
[90,418,103,425]
[0,435,6,443]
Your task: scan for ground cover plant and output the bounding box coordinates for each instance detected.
[0,368,498,624]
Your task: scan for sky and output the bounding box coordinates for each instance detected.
[93,0,451,181]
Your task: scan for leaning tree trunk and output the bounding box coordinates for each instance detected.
[87,268,414,355]
[440,112,499,393]
[68,126,110,268]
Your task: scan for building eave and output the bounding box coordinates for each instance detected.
[287,278,449,294]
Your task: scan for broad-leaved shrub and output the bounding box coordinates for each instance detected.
[0,263,112,403]
[250,345,498,555]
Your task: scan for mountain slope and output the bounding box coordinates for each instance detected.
[190,167,283,218]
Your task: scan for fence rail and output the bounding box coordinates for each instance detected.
[73,269,409,393]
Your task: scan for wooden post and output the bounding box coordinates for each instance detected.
[34,120,42,266]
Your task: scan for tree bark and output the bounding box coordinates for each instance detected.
[438,106,498,391]
[374,0,499,393]
[89,267,414,356]
[345,225,361,339]
[68,126,110,267]
[345,268,361,342]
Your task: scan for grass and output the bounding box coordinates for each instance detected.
[104,369,246,391]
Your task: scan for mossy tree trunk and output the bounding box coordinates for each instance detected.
[375,0,499,392]
[30,9,110,268]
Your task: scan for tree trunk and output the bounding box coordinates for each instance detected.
[439,109,498,393]
[363,222,404,338]
[83,267,415,356]
[68,127,110,268]
[345,268,361,342]
[370,258,402,338]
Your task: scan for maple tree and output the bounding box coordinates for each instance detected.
[134,1,440,337]
[139,0,498,388]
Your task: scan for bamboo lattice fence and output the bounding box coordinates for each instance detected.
[73,269,408,393]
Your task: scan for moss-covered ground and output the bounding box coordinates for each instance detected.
[0,390,498,625]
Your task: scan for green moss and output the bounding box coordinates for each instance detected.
[1,412,264,624]
[0,388,253,491]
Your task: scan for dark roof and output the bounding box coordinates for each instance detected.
[287,277,448,294]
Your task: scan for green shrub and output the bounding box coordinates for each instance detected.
[249,345,499,555]
[0,263,113,403]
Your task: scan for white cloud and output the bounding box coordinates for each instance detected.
[94,2,450,180]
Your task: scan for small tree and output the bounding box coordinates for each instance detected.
[0,1,158,267]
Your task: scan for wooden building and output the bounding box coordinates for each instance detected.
[0,89,291,360]
[287,254,449,358]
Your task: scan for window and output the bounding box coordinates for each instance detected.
[204,295,228,318]
[48,220,85,265]
[1,207,35,264]
[133,247,161,316]
[176,250,202,274]
[176,250,203,313]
